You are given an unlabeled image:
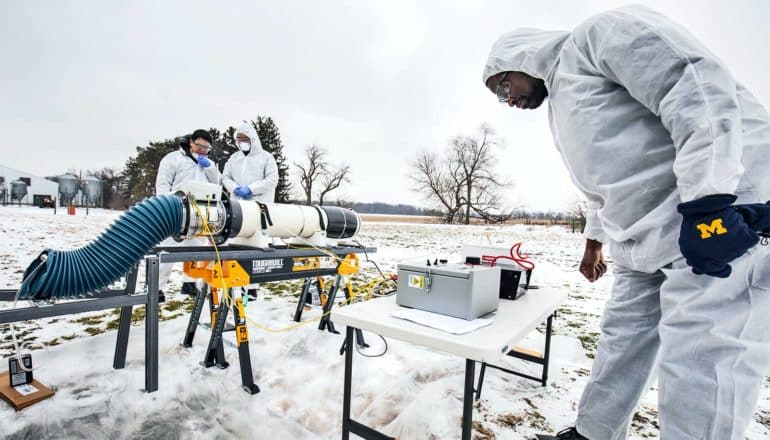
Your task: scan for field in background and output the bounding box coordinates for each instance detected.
[361,213,572,226]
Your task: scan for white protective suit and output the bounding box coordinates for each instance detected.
[222,123,279,203]
[155,147,220,291]
[156,148,220,195]
[483,6,770,439]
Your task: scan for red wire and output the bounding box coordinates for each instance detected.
[489,242,535,271]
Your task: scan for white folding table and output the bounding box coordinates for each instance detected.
[331,288,567,440]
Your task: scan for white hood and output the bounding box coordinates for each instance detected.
[482,28,569,90]
[234,122,264,152]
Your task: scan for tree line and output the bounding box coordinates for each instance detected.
[53,116,351,210]
[45,118,578,224]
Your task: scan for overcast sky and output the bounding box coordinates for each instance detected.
[2,1,769,211]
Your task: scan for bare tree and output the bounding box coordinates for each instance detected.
[567,197,588,233]
[450,124,509,224]
[410,124,509,224]
[294,145,327,205]
[294,145,352,205]
[469,179,513,223]
[318,164,351,205]
[409,151,465,223]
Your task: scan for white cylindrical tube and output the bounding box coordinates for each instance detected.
[264,203,323,239]
[227,201,361,242]
[234,200,261,238]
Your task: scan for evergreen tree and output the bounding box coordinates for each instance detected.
[122,139,177,202]
[206,127,237,170]
[250,116,292,202]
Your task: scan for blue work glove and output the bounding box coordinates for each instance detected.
[233,186,252,198]
[677,194,759,278]
[734,201,770,233]
[197,154,212,168]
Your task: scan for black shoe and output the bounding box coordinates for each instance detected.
[181,282,199,297]
[245,289,258,301]
[536,427,588,440]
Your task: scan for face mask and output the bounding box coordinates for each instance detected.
[237,141,251,152]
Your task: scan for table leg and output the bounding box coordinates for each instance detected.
[462,359,475,440]
[342,326,354,440]
[542,314,553,386]
[475,362,487,401]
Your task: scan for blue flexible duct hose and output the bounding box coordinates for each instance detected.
[19,195,184,300]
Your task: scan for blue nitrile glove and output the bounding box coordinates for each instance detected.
[197,154,212,168]
[677,194,759,278]
[233,186,252,198]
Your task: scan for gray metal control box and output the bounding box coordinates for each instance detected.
[396,262,500,320]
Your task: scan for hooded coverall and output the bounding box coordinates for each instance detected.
[155,147,220,292]
[222,122,279,204]
[483,5,770,439]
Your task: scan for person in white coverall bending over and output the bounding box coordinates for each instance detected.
[483,6,770,440]
[155,129,221,300]
[222,122,278,299]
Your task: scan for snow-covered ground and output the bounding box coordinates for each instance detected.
[0,205,768,439]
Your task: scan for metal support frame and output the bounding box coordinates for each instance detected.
[292,278,313,323]
[341,326,476,440]
[0,266,139,322]
[475,314,554,400]
[172,246,375,394]
[317,276,368,347]
[197,287,258,393]
[182,284,208,348]
[0,260,162,393]
[233,297,260,394]
[171,244,368,395]
[202,290,231,370]
[319,275,341,334]
[144,256,160,392]
[167,244,375,346]
[292,270,369,348]
[1,245,376,395]
[112,305,134,369]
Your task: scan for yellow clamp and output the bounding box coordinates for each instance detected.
[337,254,359,275]
[183,260,251,289]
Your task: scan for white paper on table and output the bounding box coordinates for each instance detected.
[390,308,494,335]
[14,383,38,396]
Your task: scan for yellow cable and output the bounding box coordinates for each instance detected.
[242,275,397,335]
[286,242,344,264]
[285,236,395,299]
[243,294,357,334]
[190,197,231,307]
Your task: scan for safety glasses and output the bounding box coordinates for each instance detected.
[192,141,212,152]
[495,72,512,103]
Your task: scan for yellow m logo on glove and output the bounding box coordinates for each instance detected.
[696,218,728,239]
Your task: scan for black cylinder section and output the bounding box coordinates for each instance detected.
[320,206,360,239]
